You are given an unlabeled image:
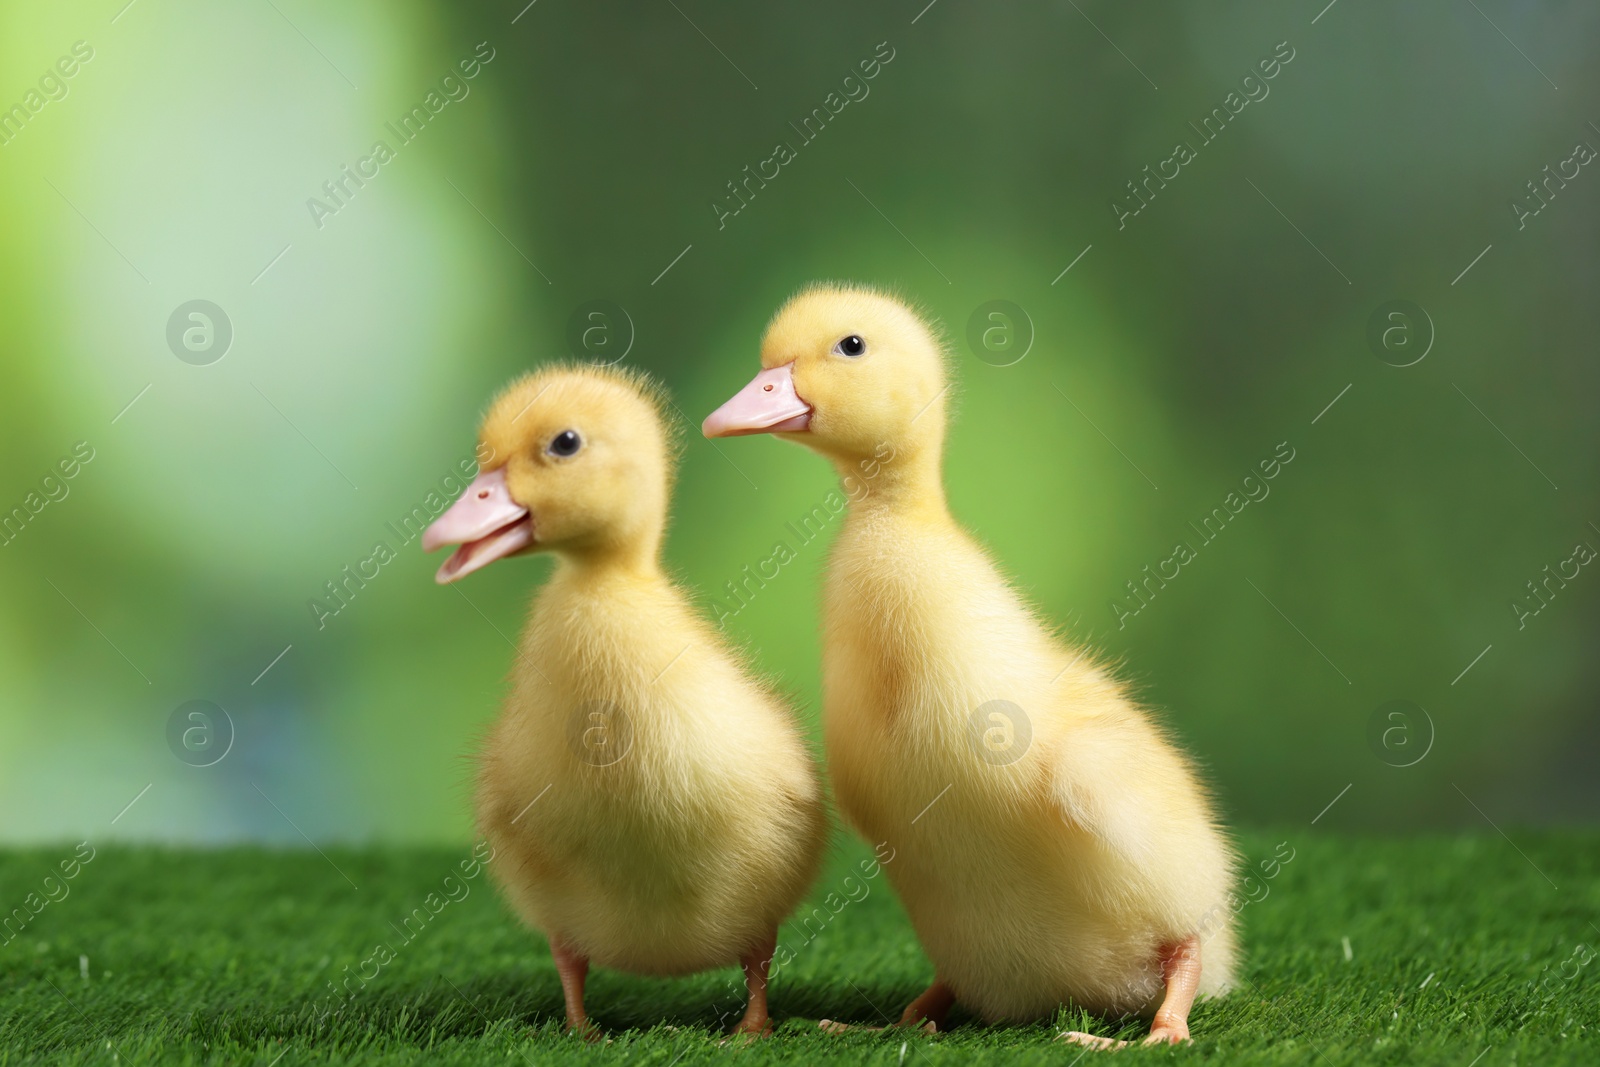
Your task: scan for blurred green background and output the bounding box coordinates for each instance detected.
[1,0,1594,845]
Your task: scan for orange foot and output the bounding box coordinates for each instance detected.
[725,1017,773,1043]
[818,1018,937,1035]
[1059,936,1202,1050]
[1057,1022,1190,1048]
[566,1020,605,1044]
[1059,1030,1126,1050]
[1143,1022,1190,1045]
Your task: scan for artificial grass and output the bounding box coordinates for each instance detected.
[1,831,1595,1065]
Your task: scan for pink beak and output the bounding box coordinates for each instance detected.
[422,468,535,584]
[702,363,812,438]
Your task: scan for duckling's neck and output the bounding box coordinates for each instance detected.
[833,447,949,522]
[551,535,664,589]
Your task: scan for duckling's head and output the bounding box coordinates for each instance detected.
[702,284,948,466]
[425,366,675,583]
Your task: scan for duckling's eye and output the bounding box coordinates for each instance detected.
[833,334,867,358]
[547,429,582,458]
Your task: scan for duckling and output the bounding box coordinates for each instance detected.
[426,365,827,1037]
[703,286,1238,1046]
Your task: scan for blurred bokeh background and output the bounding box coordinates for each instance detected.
[1,0,1594,845]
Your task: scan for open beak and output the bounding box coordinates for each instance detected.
[422,468,534,584]
[702,363,812,438]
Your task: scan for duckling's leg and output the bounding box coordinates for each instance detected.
[897,979,956,1031]
[1059,936,1201,1049]
[818,978,950,1034]
[549,938,594,1035]
[730,929,778,1037]
[1142,936,1200,1045]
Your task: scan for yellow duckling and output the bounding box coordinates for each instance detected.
[426,365,827,1037]
[704,286,1238,1046]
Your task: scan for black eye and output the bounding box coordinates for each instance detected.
[834,334,867,357]
[548,429,582,457]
